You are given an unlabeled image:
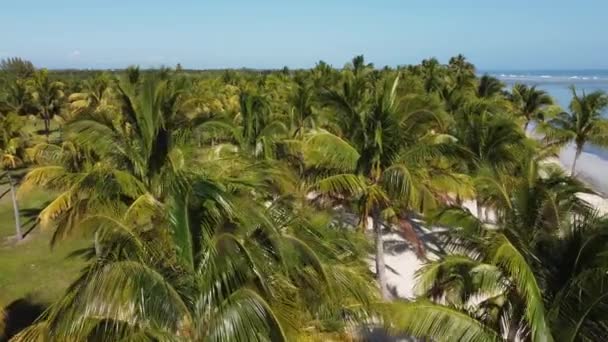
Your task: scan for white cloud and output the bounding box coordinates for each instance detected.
[70,50,81,58]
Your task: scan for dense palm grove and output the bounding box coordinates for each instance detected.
[1,55,608,341]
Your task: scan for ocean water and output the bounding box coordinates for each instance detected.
[484,70,608,160]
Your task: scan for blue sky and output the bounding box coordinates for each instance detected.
[1,0,607,70]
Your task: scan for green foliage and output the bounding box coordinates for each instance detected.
[0,57,35,79]
[3,55,608,341]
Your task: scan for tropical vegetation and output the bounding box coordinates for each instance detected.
[1,55,608,341]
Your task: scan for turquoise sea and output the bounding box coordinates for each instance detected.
[485,70,608,160]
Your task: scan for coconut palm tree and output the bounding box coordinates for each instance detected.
[450,97,529,218]
[29,69,65,138]
[289,80,316,138]
[448,54,476,91]
[541,87,608,176]
[67,73,113,116]
[391,154,596,342]
[0,57,35,79]
[510,83,553,131]
[234,92,288,159]
[539,213,608,341]
[0,79,35,116]
[11,188,378,341]
[477,75,505,99]
[348,55,374,78]
[314,75,472,298]
[419,58,446,94]
[21,73,227,241]
[0,113,28,240]
[311,60,338,89]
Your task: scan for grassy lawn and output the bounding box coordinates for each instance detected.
[0,183,88,306]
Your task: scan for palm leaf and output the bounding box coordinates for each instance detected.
[489,234,552,342]
[386,301,501,342]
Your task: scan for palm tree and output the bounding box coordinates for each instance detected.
[448,54,476,90]
[126,65,141,85]
[0,113,28,240]
[477,75,505,99]
[393,160,590,341]
[451,97,529,218]
[29,69,65,138]
[289,80,316,138]
[11,189,378,340]
[67,73,113,116]
[315,75,471,298]
[541,87,608,175]
[348,55,374,78]
[22,74,224,240]
[419,58,446,94]
[311,60,338,89]
[0,79,35,116]
[538,213,608,341]
[510,83,553,131]
[0,57,35,79]
[235,92,288,159]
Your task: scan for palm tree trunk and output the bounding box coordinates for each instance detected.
[94,230,102,256]
[42,108,50,140]
[44,117,50,139]
[7,173,22,240]
[523,120,530,132]
[571,144,583,176]
[373,210,389,299]
[476,197,483,221]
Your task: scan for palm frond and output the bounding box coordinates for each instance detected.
[386,301,501,342]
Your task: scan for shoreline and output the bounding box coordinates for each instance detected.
[558,143,608,197]
[553,143,608,215]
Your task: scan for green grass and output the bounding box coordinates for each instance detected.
[0,183,88,306]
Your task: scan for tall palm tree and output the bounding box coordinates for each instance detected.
[315,75,471,298]
[0,113,28,240]
[451,97,529,218]
[0,57,35,79]
[448,54,476,91]
[477,75,505,99]
[539,213,608,341]
[391,155,601,341]
[541,87,608,175]
[289,80,316,138]
[235,92,288,159]
[67,73,113,116]
[21,74,223,241]
[419,58,446,94]
[510,83,553,131]
[0,79,34,116]
[11,188,378,341]
[311,60,338,89]
[29,69,65,138]
[348,55,374,78]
